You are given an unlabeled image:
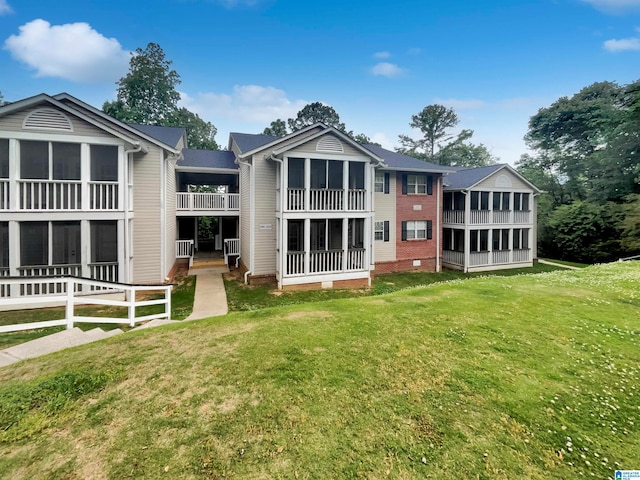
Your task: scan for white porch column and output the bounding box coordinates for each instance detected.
[343,160,349,211]
[304,218,310,275]
[117,219,125,282]
[81,220,91,278]
[304,158,310,212]
[8,220,19,277]
[117,145,125,211]
[342,218,348,271]
[463,192,471,273]
[9,139,18,211]
[81,143,91,211]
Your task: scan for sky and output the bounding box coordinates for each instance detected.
[1,0,639,164]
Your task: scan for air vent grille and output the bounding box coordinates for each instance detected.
[23,108,74,132]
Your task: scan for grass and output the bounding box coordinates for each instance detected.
[225,262,563,312]
[0,273,196,349]
[0,262,638,479]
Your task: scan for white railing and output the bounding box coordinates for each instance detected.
[0,179,8,210]
[492,210,510,224]
[443,250,464,266]
[89,182,118,210]
[514,210,531,224]
[348,189,366,211]
[443,210,464,224]
[513,249,531,262]
[347,248,366,271]
[89,263,119,285]
[19,264,82,278]
[287,251,305,275]
[287,189,305,211]
[0,267,9,297]
[0,276,171,331]
[310,189,343,211]
[309,250,343,273]
[492,250,510,264]
[18,180,82,210]
[176,192,240,211]
[469,251,490,266]
[224,238,240,265]
[176,239,194,268]
[470,210,490,224]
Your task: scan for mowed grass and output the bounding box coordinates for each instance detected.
[0,262,639,479]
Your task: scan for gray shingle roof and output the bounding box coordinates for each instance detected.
[443,164,505,190]
[363,144,450,173]
[230,132,279,154]
[178,149,237,170]
[129,124,186,148]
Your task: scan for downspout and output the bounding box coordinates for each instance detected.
[237,155,254,285]
[123,143,142,283]
[436,175,441,272]
[163,151,183,282]
[268,153,284,288]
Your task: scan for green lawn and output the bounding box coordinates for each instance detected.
[0,262,638,479]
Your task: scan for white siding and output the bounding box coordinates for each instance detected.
[0,106,115,138]
[165,157,177,277]
[132,147,163,282]
[291,133,363,156]
[475,169,533,191]
[374,171,397,262]
[240,162,252,271]
[252,153,277,275]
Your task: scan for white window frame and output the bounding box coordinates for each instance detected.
[406,220,427,240]
[407,174,426,194]
[374,221,384,241]
[374,171,385,193]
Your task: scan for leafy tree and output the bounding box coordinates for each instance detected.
[103,43,218,150]
[167,108,218,150]
[352,133,381,146]
[397,104,459,159]
[287,102,347,132]
[620,194,640,254]
[434,129,496,167]
[263,119,287,137]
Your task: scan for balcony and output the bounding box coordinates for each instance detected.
[0,180,121,211]
[285,188,367,212]
[443,209,532,225]
[176,192,239,213]
[286,248,367,277]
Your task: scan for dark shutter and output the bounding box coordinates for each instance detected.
[383,221,390,242]
[401,174,408,195]
[427,220,433,240]
[427,175,433,195]
[401,221,407,241]
[384,172,390,194]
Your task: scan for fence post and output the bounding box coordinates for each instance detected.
[128,287,136,327]
[65,278,74,330]
[166,285,172,320]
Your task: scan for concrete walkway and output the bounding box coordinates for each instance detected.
[538,259,581,270]
[186,268,229,320]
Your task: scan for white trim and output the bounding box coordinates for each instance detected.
[160,150,166,280]
[174,166,239,174]
[436,175,441,272]
[281,270,370,286]
[0,130,130,145]
[235,123,328,159]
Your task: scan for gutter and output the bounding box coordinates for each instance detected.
[237,155,254,285]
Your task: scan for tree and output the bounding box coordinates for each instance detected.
[263,119,287,137]
[103,43,180,124]
[103,43,218,150]
[398,104,459,159]
[287,102,347,132]
[433,129,497,167]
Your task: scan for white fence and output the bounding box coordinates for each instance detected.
[176,192,240,211]
[176,240,194,267]
[443,210,464,224]
[286,189,366,212]
[0,276,172,332]
[224,238,240,265]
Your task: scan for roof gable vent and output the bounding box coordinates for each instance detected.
[23,108,74,132]
[316,136,344,153]
[495,174,512,188]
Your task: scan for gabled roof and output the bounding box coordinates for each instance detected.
[444,163,541,192]
[229,132,279,154]
[178,149,238,171]
[129,124,186,149]
[363,144,451,174]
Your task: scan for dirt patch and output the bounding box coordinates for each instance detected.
[285,311,333,321]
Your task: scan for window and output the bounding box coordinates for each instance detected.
[492,192,510,210]
[408,175,426,194]
[287,220,304,251]
[348,162,365,189]
[402,220,432,240]
[310,159,326,189]
[288,158,304,189]
[310,159,343,190]
[514,193,530,211]
[0,139,8,178]
[471,191,490,210]
[470,229,489,252]
[52,222,81,264]
[20,222,48,266]
[20,141,81,180]
[443,228,464,252]
[91,145,118,181]
[492,229,510,251]
[375,171,384,193]
[309,219,344,251]
[513,228,530,250]
[374,221,390,242]
[91,221,117,263]
[348,218,365,248]
[0,222,8,269]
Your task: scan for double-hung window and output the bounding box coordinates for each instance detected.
[407,175,426,194]
[402,220,433,240]
[374,171,385,193]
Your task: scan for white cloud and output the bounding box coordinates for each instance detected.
[4,19,130,83]
[0,0,12,15]
[373,51,391,59]
[581,0,640,12]
[179,85,307,124]
[407,47,422,55]
[603,36,640,50]
[371,62,405,78]
[433,98,487,110]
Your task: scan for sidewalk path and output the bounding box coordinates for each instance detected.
[186,269,229,320]
[538,259,581,270]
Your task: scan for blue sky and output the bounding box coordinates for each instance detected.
[1,0,639,163]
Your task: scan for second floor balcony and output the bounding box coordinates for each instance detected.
[286,188,366,212]
[176,192,239,213]
[444,209,532,225]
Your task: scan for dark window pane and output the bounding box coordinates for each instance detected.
[493,192,501,210]
[288,158,304,189]
[479,230,489,251]
[470,230,479,252]
[310,219,326,250]
[53,143,81,180]
[0,139,8,178]
[327,160,343,189]
[52,221,81,264]
[493,229,500,250]
[91,145,118,181]
[522,193,530,211]
[91,220,117,263]
[21,222,48,266]
[349,218,364,248]
[348,162,364,189]
[471,191,479,210]
[481,192,490,210]
[502,229,509,249]
[328,219,342,249]
[21,141,48,179]
[502,192,510,210]
[287,220,304,251]
[310,159,326,189]
[0,222,8,268]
